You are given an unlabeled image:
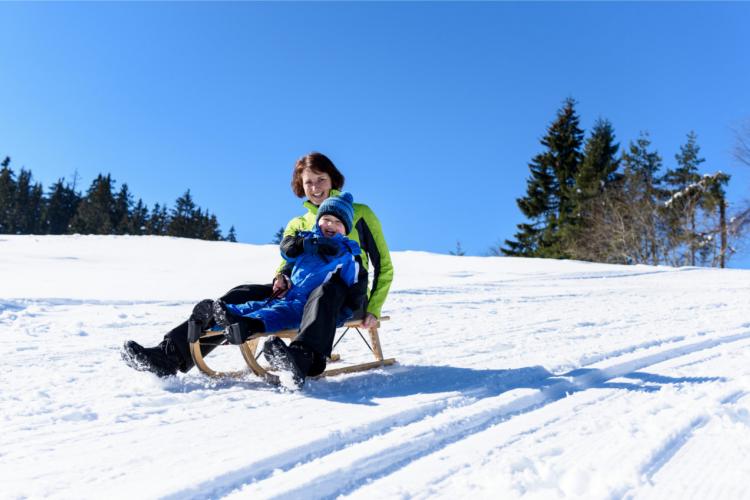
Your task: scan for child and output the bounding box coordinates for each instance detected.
[191,192,366,387]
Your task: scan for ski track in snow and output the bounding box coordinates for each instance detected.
[2,236,750,499]
[217,334,750,500]
[7,300,748,499]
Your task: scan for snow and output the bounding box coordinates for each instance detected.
[2,234,750,499]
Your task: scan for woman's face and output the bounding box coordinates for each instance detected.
[301,168,332,206]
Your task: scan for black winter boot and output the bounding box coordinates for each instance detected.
[121,339,182,377]
[189,299,215,327]
[212,299,232,328]
[262,337,314,389]
[223,317,265,345]
[307,349,327,377]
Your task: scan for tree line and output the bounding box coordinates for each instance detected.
[0,157,236,241]
[501,98,744,268]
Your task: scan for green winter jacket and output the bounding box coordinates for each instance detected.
[278,189,393,318]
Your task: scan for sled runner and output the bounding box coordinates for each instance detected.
[187,316,395,379]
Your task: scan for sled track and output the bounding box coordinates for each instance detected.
[160,396,467,500]
[164,330,750,500]
[614,388,750,500]
[639,415,710,483]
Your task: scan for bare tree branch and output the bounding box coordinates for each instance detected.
[733,118,750,168]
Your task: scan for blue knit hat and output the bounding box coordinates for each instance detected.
[317,192,354,234]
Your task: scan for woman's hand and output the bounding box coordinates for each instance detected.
[272,274,290,298]
[362,313,378,329]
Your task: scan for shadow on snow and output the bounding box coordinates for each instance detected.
[156,360,723,404]
[304,364,724,405]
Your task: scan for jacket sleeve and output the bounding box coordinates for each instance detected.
[355,204,393,318]
[276,216,309,274]
[280,234,304,260]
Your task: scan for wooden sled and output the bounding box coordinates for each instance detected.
[187,316,395,379]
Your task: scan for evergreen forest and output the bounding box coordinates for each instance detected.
[0,157,236,242]
[501,98,749,268]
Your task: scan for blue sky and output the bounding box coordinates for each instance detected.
[2,2,749,267]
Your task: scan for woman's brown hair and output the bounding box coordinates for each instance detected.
[291,152,345,198]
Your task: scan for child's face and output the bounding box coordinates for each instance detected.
[318,215,346,237]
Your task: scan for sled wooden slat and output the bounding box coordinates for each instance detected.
[315,358,396,378]
[189,316,394,380]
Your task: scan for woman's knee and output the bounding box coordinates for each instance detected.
[220,283,273,303]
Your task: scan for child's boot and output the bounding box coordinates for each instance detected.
[224,317,265,345]
[189,299,215,327]
[212,299,231,327]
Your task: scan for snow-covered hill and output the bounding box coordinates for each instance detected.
[2,235,749,499]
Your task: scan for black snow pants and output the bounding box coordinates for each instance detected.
[165,276,354,374]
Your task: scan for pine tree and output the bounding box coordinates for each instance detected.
[147,203,170,235]
[128,199,150,235]
[29,183,45,234]
[226,225,237,242]
[0,157,16,233]
[70,174,116,234]
[663,131,705,266]
[14,169,45,234]
[271,226,284,244]
[503,98,584,258]
[565,119,621,258]
[665,131,704,189]
[449,241,465,256]
[621,132,664,264]
[113,183,134,235]
[46,179,81,234]
[207,213,222,241]
[168,190,198,238]
[195,209,222,241]
[194,209,206,239]
[13,168,31,233]
[576,119,620,198]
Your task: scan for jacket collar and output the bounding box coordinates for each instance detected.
[303,188,342,215]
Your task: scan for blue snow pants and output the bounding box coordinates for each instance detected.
[225,297,307,333]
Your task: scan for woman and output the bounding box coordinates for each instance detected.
[122,152,393,383]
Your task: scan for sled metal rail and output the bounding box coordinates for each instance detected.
[188,316,395,379]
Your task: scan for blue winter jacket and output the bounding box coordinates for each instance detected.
[225,228,361,332]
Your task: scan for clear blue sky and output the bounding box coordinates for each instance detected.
[2,2,749,267]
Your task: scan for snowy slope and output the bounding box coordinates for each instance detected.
[1,235,749,499]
